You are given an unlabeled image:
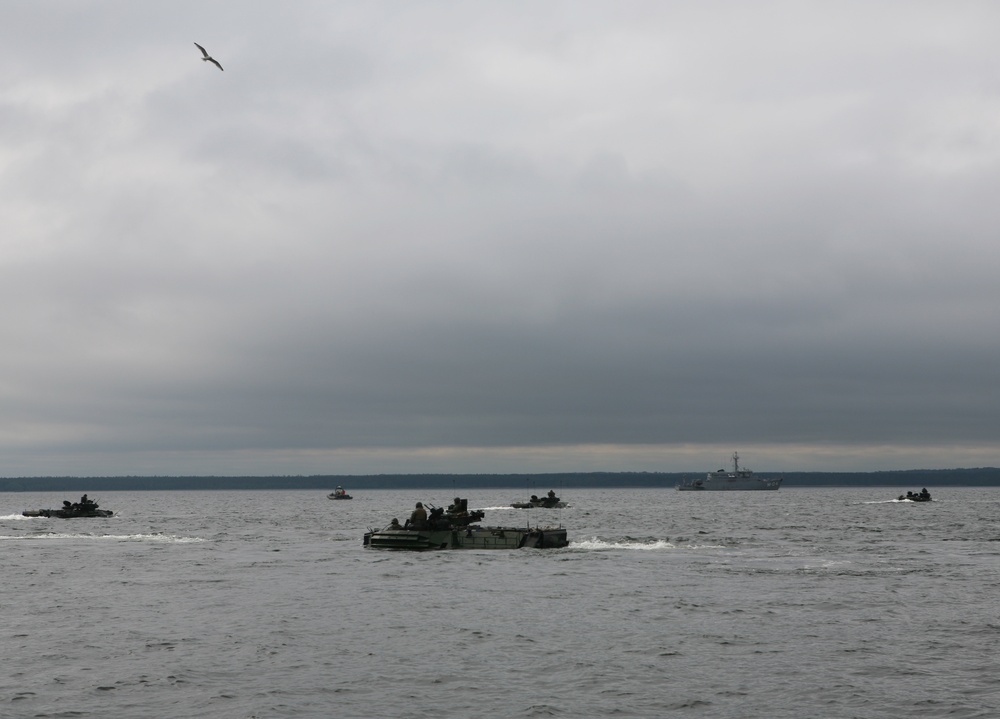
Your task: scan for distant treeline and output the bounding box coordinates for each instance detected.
[1,467,999,491]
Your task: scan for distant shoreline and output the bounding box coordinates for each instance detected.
[1,467,998,491]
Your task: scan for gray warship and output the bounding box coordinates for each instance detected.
[676,452,782,491]
[364,498,568,550]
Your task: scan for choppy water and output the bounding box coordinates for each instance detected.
[2,486,998,719]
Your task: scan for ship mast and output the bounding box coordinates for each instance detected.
[732,451,740,473]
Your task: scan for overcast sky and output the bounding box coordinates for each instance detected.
[1,1,998,476]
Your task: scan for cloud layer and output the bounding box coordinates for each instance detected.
[1,2,999,475]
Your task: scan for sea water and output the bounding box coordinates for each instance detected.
[1,487,997,718]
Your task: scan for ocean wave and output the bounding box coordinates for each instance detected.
[0,533,205,543]
[570,537,677,550]
[862,499,926,504]
[3,513,119,520]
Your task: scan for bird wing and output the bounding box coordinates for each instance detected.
[194,42,209,58]
[209,58,224,71]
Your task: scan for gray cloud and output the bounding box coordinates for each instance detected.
[1,1,999,475]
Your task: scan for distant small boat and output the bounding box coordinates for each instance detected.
[676,452,782,491]
[327,486,352,500]
[511,492,568,509]
[897,489,931,502]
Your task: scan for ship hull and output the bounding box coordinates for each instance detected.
[364,525,568,550]
[22,509,114,518]
[676,479,781,491]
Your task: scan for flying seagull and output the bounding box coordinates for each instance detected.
[194,42,224,71]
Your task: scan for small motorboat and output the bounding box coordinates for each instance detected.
[23,495,113,519]
[327,486,352,500]
[511,492,567,509]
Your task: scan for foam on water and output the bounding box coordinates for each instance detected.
[480,504,537,511]
[570,536,678,550]
[0,532,205,543]
[862,498,936,504]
